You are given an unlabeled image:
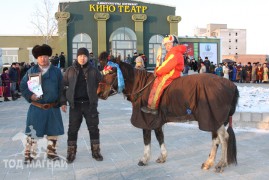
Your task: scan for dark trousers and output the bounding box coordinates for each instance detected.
[68,102,100,144]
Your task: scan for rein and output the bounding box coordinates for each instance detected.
[123,76,156,101]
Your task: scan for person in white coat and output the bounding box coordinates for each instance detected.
[223,63,230,79]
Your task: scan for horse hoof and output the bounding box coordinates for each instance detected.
[156,158,166,163]
[215,166,224,173]
[201,163,210,170]
[138,161,146,166]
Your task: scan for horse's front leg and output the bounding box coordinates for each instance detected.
[154,127,167,163]
[138,129,151,166]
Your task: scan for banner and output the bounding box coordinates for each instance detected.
[199,43,218,64]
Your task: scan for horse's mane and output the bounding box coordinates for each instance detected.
[119,62,153,101]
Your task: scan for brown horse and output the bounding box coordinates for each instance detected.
[98,61,239,172]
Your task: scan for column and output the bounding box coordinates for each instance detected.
[94,13,110,56]
[55,12,70,67]
[132,14,147,54]
[167,15,181,36]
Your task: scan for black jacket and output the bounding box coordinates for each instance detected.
[60,61,102,108]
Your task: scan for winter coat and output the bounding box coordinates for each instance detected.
[1,73,11,97]
[60,61,102,109]
[9,67,18,82]
[20,65,64,137]
[155,45,186,79]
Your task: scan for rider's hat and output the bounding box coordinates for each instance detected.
[162,35,178,45]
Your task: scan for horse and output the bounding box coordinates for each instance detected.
[97,61,239,173]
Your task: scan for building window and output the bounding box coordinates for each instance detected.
[109,27,137,59]
[72,33,92,61]
[236,46,238,49]
[235,39,238,43]
[27,48,35,64]
[229,39,231,43]
[1,48,19,65]
[229,46,231,49]
[229,32,231,36]
[148,35,164,65]
[235,32,238,36]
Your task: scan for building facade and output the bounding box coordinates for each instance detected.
[0,0,181,69]
[194,24,246,56]
[57,0,182,68]
[0,1,224,71]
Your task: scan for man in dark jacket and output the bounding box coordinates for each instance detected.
[60,47,103,163]
[59,52,66,69]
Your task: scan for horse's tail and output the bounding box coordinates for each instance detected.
[227,122,237,165]
[226,86,239,165]
[229,86,239,117]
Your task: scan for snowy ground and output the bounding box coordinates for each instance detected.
[237,86,269,112]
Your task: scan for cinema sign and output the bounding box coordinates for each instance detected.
[89,2,148,13]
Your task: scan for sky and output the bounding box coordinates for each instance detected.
[0,0,268,54]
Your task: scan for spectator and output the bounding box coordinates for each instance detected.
[199,62,206,73]
[60,48,103,163]
[262,63,268,83]
[20,44,64,163]
[89,52,97,67]
[135,54,145,70]
[203,57,210,73]
[197,56,203,73]
[8,63,19,100]
[1,67,11,101]
[131,52,138,67]
[59,52,66,70]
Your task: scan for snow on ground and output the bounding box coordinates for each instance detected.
[237,86,269,112]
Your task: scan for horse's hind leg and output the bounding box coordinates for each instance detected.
[215,125,229,173]
[154,127,167,163]
[201,132,220,170]
[138,129,151,166]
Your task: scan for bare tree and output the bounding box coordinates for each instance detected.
[31,0,58,44]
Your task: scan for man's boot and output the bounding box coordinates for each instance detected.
[4,97,10,101]
[31,138,38,159]
[66,141,77,163]
[91,143,103,161]
[47,139,60,161]
[24,136,33,164]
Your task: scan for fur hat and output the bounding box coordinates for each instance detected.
[162,35,178,45]
[32,44,52,59]
[77,48,89,57]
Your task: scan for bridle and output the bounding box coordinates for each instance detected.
[98,74,118,100]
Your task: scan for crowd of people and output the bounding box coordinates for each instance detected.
[183,55,269,83]
[0,62,36,102]
[0,51,67,102]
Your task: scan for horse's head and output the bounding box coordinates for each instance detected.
[97,61,136,101]
[97,72,118,100]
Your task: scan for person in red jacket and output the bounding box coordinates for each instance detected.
[141,35,186,115]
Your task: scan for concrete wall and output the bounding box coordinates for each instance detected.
[233,112,269,130]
